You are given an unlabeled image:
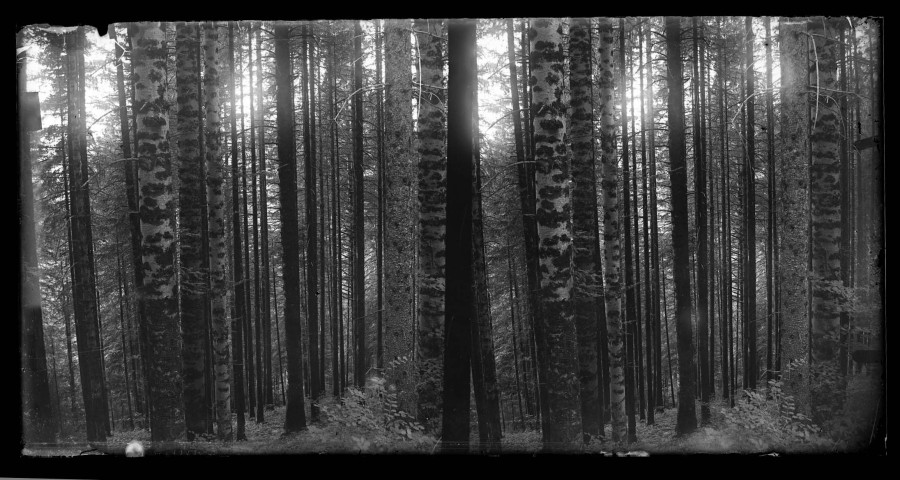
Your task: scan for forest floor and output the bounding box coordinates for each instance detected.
[22,372,882,456]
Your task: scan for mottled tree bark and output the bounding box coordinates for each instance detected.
[530,18,580,449]
[414,18,447,433]
[175,22,210,439]
[807,17,842,424]
[568,17,601,443]
[203,22,232,440]
[777,17,810,407]
[597,17,626,444]
[131,22,183,441]
[383,19,416,413]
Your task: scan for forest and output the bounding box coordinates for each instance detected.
[17,17,884,455]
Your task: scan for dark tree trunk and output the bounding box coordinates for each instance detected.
[665,16,698,436]
[274,22,308,432]
[352,21,367,389]
[691,17,710,424]
[65,27,110,443]
[568,17,602,442]
[743,16,757,390]
[228,23,248,440]
[300,22,321,421]
[442,18,476,453]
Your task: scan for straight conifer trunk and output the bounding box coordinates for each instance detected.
[665,16,698,436]
[274,22,308,432]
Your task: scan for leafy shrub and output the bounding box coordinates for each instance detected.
[320,358,429,449]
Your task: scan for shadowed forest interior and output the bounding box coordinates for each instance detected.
[18,17,884,455]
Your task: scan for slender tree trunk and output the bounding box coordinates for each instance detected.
[471,74,503,453]
[255,24,274,409]
[637,22,655,425]
[743,16,757,390]
[507,244,526,430]
[375,21,385,373]
[597,17,626,444]
[299,22,322,421]
[764,18,776,384]
[692,17,710,424]
[619,19,638,443]
[351,21,369,390]
[115,242,135,430]
[203,22,233,440]
[227,22,248,439]
[646,23,664,410]
[327,28,341,397]
[274,22,308,432]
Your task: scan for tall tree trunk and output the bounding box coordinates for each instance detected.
[692,17,710,424]
[227,22,248,439]
[638,22,655,425]
[203,22,233,440]
[327,28,341,397]
[665,16,698,436]
[18,36,58,443]
[597,17,626,444]
[65,26,111,442]
[414,18,446,433]
[238,27,256,420]
[383,19,416,413]
[176,22,210,439]
[647,22,664,409]
[743,16,758,390]
[375,21,385,373]
[131,22,182,442]
[247,22,265,424]
[807,17,842,424]
[471,70,503,453]
[530,18,580,449]
[300,22,321,421]
[777,17,810,407]
[115,242,135,430]
[352,21,369,389]
[568,17,602,442]
[619,19,638,442]
[274,22,308,432]
[508,19,547,431]
[255,24,274,408]
[764,18,776,384]
[442,18,476,453]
